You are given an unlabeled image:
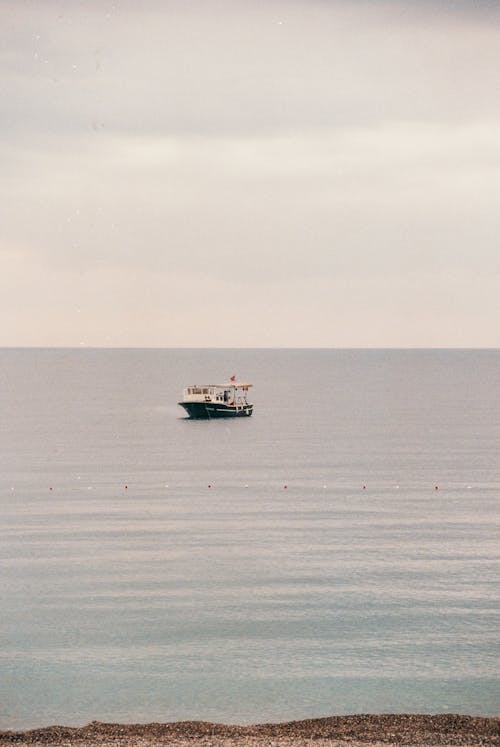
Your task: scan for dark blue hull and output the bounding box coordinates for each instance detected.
[179,402,253,419]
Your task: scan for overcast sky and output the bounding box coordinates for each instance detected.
[1,0,499,347]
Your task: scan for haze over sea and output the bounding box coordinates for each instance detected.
[1,348,498,730]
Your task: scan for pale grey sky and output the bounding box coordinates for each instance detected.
[1,0,499,347]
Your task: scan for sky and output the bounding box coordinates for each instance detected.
[1,0,499,348]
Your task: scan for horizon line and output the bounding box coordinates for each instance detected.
[1,345,499,352]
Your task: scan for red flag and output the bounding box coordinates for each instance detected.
[230,374,236,382]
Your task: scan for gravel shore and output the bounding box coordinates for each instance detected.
[0,715,498,747]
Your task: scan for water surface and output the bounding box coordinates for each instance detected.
[0,349,498,728]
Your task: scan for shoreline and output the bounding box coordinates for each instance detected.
[1,715,498,747]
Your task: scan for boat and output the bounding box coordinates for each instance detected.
[178,379,254,419]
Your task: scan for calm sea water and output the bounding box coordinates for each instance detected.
[0,349,498,729]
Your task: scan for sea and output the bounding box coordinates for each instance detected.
[0,348,498,729]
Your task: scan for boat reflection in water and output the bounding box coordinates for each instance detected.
[178,379,253,419]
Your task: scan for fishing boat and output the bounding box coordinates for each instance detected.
[178,379,253,419]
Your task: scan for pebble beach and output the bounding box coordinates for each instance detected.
[1,715,498,747]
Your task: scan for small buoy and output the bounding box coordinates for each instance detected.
[362,485,366,490]
[284,484,288,489]
[435,485,439,490]
[208,484,212,488]
[125,485,128,489]
[49,486,53,491]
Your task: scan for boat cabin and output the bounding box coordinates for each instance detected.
[182,383,251,405]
